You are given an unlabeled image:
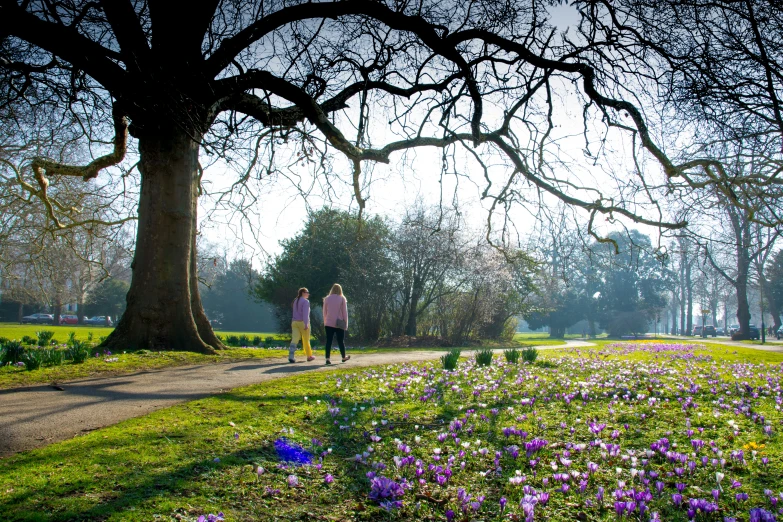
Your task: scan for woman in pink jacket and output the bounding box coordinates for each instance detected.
[322,283,350,365]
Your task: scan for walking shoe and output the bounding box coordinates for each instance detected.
[342,355,351,362]
[325,360,332,365]
[288,359,296,363]
[307,356,316,362]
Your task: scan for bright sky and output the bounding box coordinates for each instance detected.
[196,2,672,264]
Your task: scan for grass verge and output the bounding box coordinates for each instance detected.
[0,347,289,390]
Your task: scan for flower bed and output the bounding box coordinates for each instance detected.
[291,344,782,520]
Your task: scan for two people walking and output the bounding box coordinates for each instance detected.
[289,283,350,365]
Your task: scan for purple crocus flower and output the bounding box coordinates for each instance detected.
[275,438,313,466]
[197,513,224,522]
[750,508,777,522]
[368,476,408,503]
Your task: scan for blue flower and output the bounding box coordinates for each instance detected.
[274,438,313,466]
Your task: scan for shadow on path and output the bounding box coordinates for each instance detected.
[0,341,586,457]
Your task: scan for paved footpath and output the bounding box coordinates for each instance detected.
[0,342,591,457]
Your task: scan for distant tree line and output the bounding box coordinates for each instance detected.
[254,206,537,344]
[198,256,277,333]
[522,221,670,339]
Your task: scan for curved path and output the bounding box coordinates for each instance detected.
[0,341,588,457]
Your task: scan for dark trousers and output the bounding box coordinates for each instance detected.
[324,326,346,359]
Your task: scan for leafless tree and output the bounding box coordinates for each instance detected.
[6,0,781,352]
[389,205,465,337]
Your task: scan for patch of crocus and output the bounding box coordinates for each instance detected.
[749,507,777,522]
[324,474,334,484]
[304,343,783,520]
[287,475,299,487]
[274,438,313,466]
[368,476,409,504]
[197,514,224,522]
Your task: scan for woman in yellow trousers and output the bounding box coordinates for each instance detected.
[289,287,315,363]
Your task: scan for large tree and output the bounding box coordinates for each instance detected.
[7,0,777,352]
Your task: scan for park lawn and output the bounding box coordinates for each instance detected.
[0,323,115,343]
[1,341,781,522]
[546,339,783,365]
[513,333,568,346]
[0,323,284,343]
[0,347,292,390]
[0,343,539,391]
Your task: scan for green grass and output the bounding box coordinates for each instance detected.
[0,323,114,343]
[547,338,783,364]
[511,333,567,346]
[0,347,291,390]
[1,340,780,521]
[0,323,284,342]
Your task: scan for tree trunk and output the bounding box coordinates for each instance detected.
[723,300,728,332]
[679,255,686,335]
[405,291,420,336]
[735,280,751,336]
[53,299,62,327]
[101,124,215,353]
[17,302,23,323]
[761,276,782,332]
[77,300,86,324]
[549,325,566,339]
[190,180,226,350]
[685,260,693,335]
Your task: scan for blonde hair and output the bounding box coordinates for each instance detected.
[328,283,343,297]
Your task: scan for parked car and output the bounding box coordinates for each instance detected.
[20,313,54,324]
[703,325,717,337]
[693,325,702,336]
[84,316,113,326]
[59,314,78,325]
[716,327,725,336]
[748,325,760,340]
[729,324,740,335]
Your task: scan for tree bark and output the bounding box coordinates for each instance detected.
[77,300,86,324]
[190,188,225,350]
[735,255,752,337]
[405,289,421,336]
[685,260,693,335]
[549,325,566,339]
[101,124,215,353]
[53,299,62,327]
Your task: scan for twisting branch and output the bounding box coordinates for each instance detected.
[25,105,128,228]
